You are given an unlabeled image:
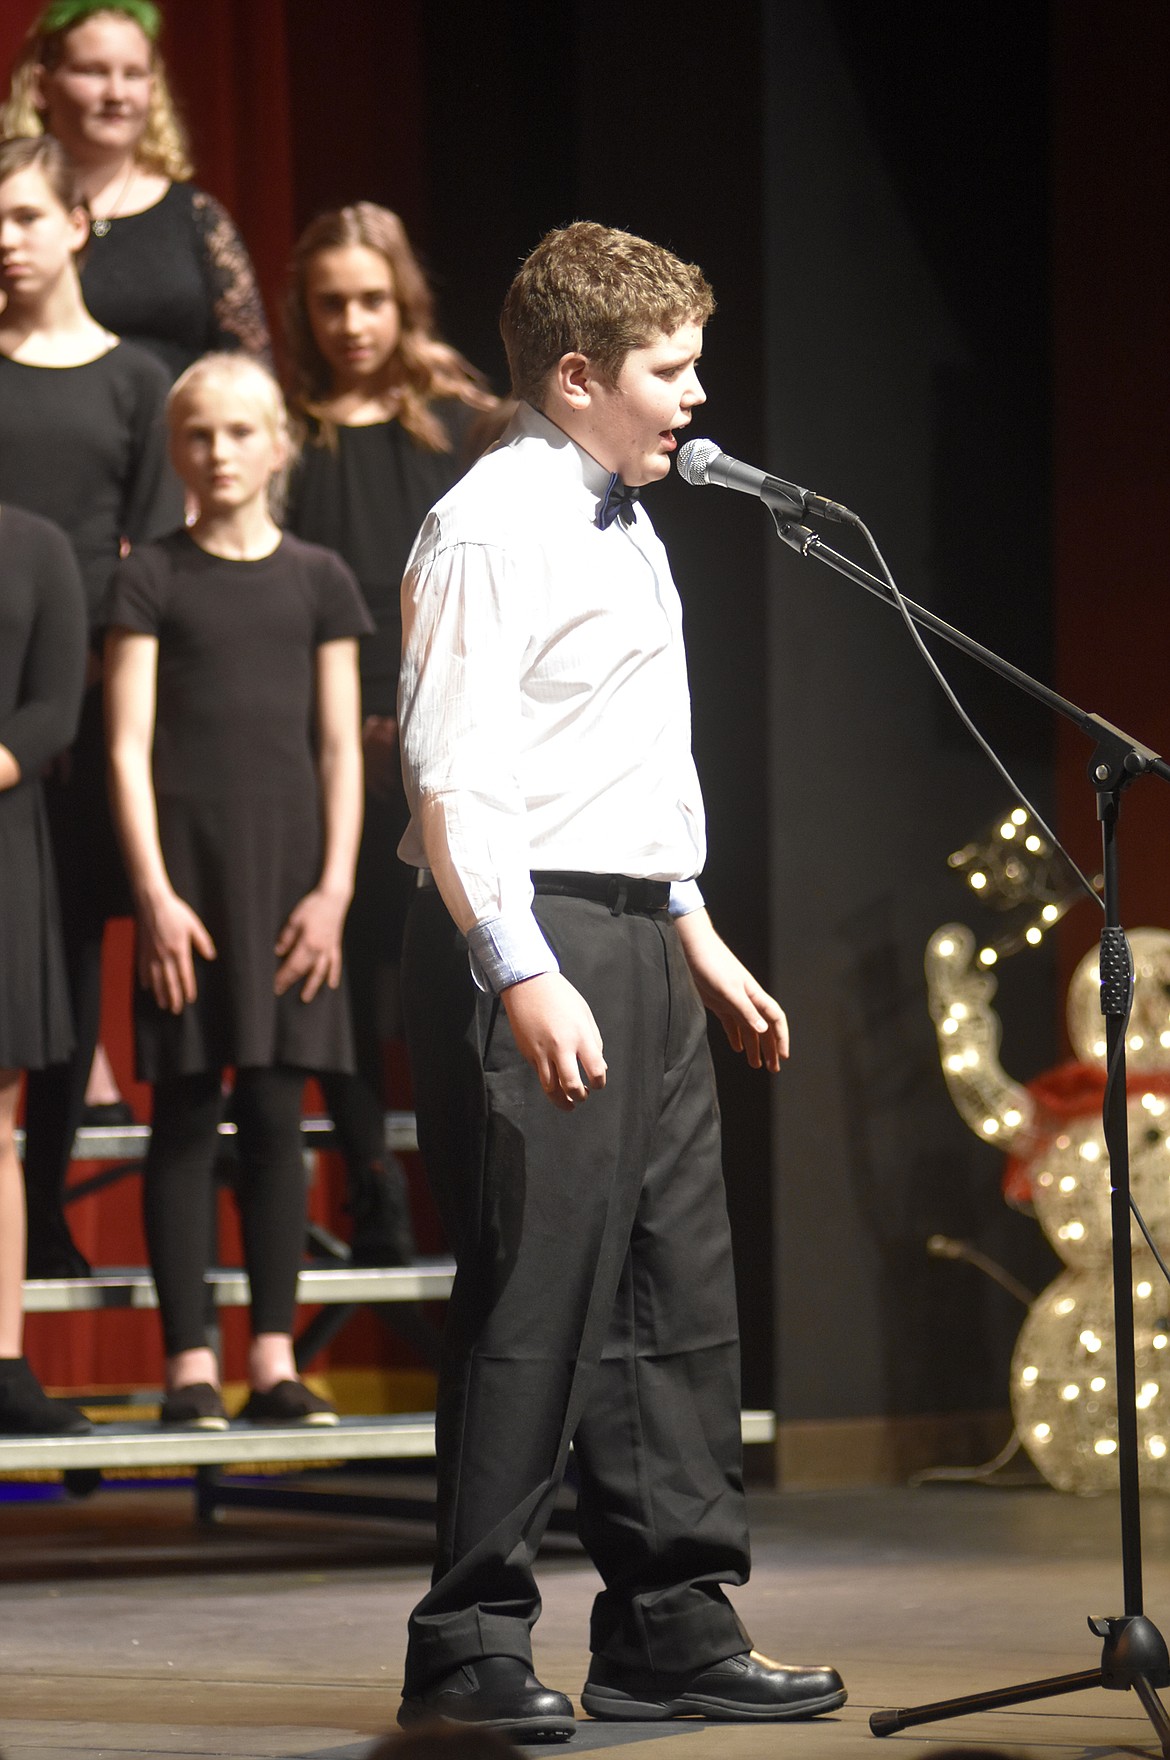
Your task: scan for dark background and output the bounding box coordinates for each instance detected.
[7,0,1169,1446]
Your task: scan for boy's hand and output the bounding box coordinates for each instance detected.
[137,890,217,1014]
[502,972,607,1112]
[274,887,348,1001]
[675,908,789,1072]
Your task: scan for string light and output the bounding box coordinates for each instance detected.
[1028,1110,1170,1274]
[1067,929,1170,1073]
[941,805,1089,960]
[925,925,1033,1147]
[928,899,1170,1494]
[1013,1266,1170,1491]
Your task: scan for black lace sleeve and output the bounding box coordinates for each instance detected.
[189,188,273,367]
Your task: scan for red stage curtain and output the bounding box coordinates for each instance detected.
[1051,2,1170,994]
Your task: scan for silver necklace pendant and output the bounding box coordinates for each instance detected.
[92,216,111,237]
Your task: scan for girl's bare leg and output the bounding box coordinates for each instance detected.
[0,1072,25,1358]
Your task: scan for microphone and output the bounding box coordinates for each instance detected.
[676,438,857,525]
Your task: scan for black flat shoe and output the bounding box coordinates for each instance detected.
[80,1100,135,1128]
[24,1224,91,1280]
[347,1157,417,1266]
[0,1358,91,1436]
[238,1381,338,1425]
[582,1649,847,1721]
[159,1383,228,1430]
[398,1655,576,1742]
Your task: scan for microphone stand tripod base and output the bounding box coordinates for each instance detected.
[869,1614,1170,1751]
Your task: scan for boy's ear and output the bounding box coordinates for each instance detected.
[548,351,594,412]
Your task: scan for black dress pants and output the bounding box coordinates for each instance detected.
[318,785,416,1256]
[401,888,751,1692]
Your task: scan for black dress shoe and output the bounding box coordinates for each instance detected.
[398,1655,576,1742]
[582,1649,847,1721]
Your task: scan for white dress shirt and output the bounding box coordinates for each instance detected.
[398,401,706,992]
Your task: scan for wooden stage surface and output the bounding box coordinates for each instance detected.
[3,1477,1170,1758]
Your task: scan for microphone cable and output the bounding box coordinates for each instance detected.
[848,512,1103,915]
[851,518,1170,1294]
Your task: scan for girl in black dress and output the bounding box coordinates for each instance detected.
[0,131,180,1280]
[0,506,89,1436]
[105,353,370,1427]
[284,203,501,1264]
[3,0,270,378]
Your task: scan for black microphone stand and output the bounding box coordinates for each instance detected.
[772,516,1170,1753]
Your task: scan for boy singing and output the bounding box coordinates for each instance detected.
[396,222,845,1740]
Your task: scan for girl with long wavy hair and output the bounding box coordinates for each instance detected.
[284,203,502,1267]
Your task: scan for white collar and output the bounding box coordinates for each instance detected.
[507,401,617,514]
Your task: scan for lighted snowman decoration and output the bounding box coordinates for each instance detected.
[927,876,1170,1491]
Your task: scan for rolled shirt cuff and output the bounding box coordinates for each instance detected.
[668,878,705,918]
[467,910,561,994]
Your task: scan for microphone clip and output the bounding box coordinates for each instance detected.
[774,519,821,557]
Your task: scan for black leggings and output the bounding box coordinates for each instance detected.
[24,694,128,1271]
[144,1066,307,1357]
[22,921,104,1264]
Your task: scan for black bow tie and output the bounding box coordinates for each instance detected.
[596,473,640,530]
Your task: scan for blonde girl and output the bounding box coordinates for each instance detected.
[105,353,370,1426]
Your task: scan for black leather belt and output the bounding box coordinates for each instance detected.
[415,869,672,915]
[532,871,671,915]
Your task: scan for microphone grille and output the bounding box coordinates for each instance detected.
[676,437,721,487]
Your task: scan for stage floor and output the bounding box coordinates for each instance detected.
[3,1476,1170,1758]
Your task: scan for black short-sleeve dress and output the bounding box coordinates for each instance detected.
[0,343,181,627]
[0,341,184,924]
[105,530,373,1082]
[0,507,87,1068]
